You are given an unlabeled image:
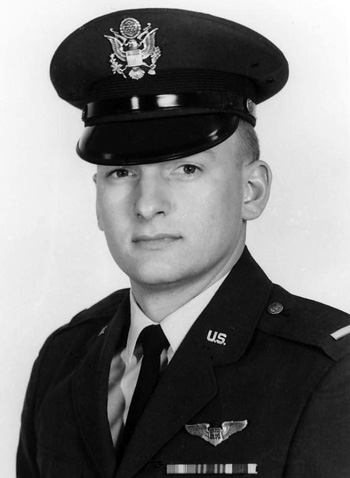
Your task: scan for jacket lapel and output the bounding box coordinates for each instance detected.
[117,248,274,478]
[192,247,274,366]
[116,334,217,478]
[71,294,130,478]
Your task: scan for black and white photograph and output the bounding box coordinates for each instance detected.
[1,1,349,477]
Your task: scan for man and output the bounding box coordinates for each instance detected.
[17,8,350,478]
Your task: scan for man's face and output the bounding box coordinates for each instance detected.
[95,134,249,290]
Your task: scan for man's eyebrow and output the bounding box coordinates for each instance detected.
[179,149,216,163]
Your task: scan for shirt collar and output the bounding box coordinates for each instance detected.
[126,273,229,363]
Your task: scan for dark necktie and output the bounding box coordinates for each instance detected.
[122,324,169,448]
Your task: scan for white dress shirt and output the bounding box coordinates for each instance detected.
[107,273,229,445]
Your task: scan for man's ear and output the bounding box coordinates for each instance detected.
[93,173,104,231]
[241,160,272,221]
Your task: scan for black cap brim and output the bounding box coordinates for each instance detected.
[76,114,239,165]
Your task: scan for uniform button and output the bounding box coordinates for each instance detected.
[268,302,284,315]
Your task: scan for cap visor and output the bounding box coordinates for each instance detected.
[77,114,239,165]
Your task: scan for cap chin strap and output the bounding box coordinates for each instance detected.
[83,92,256,126]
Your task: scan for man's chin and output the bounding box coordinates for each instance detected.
[126,264,194,290]
[130,272,184,289]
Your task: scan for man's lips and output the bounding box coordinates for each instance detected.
[132,233,182,247]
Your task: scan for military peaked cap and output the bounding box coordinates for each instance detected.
[50,8,288,165]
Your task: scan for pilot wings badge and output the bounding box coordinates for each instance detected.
[185,420,248,447]
[104,17,162,80]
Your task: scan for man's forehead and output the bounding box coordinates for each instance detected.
[51,8,288,166]
[95,134,245,177]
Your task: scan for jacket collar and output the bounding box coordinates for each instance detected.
[116,247,274,478]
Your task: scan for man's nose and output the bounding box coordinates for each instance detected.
[134,172,172,220]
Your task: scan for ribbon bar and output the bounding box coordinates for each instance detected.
[166,464,258,475]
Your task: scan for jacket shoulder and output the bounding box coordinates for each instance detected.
[41,288,130,346]
[258,284,350,361]
[69,288,129,326]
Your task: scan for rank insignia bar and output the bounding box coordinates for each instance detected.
[331,325,350,340]
[166,464,258,475]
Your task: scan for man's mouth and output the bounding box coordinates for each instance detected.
[132,233,182,248]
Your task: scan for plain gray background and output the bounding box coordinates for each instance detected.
[1,0,349,475]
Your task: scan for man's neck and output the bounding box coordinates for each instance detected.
[130,245,244,322]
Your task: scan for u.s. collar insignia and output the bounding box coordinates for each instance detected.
[98,325,108,337]
[104,18,162,80]
[185,420,248,447]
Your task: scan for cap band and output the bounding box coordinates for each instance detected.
[86,69,256,104]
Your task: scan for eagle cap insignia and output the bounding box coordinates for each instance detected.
[185,420,248,447]
[104,17,162,80]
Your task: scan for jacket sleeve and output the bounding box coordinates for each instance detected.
[284,353,350,478]
[16,309,90,477]
[17,353,42,478]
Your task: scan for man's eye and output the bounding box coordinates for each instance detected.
[109,168,133,178]
[180,164,200,175]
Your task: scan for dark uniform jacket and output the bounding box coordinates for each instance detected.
[17,249,350,478]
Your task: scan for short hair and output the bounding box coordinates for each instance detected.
[235,119,260,165]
